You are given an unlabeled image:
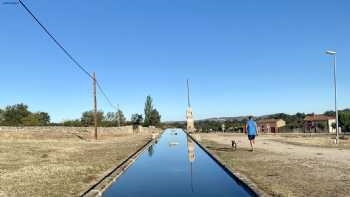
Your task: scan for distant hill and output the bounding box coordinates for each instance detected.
[199,116,249,122]
[164,116,249,123]
[166,113,301,123]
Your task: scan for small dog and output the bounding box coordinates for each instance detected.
[231,140,237,151]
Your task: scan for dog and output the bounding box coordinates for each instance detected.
[231,140,237,151]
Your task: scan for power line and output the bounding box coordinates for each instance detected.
[18,0,117,112]
[18,0,93,79]
[96,81,118,111]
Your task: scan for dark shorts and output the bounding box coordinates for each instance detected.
[248,135,256,140]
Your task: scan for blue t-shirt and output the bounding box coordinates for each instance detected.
[247,120,257,135]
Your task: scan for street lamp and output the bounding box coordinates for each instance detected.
[325,50,339,144]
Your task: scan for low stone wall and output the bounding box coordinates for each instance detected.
[0,126,161,136]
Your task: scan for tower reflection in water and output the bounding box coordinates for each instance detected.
[187,136,195,192]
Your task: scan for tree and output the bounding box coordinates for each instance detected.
[0,109,4,124]
[62,119,82,127]
[21,112,49,126]
[116,109,126,126]
[3,103,31,126]
[149,109,161,126]
[339,111,350,132]
[103,110,126,127]
[332,122,337,130]
[105,112,116,122]
[81,110,104,126]
[103,112,116,127]
[0,104,50,126]
[144,95,153,127]
[21,114,40,126]
[35,112,50,125]
[324,111,336,117]
[131,113,143,125]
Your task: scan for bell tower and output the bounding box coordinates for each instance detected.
[186,79,195,133]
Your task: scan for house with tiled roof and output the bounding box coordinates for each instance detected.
[257,119,286,133]
[304,115,337,133]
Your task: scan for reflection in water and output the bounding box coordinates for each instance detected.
[187,136,196,192]
[103,129,255,197]
[168,142,179,147]
[169,131,179,147]
[148,144,154,157]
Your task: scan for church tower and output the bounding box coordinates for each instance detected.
[186,79,195,133]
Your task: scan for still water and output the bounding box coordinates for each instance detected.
[103,129,256,197]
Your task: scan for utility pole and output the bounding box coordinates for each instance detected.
[93,72,98,140]
[117,104,121,127]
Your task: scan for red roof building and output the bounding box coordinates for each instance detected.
[304,115,336,133]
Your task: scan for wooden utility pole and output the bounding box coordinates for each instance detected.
[93,72,98,140]
[117,104,121,127]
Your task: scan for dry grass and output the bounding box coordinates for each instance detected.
[269,134,350,149]
[0,131,151,197]
[200,133,350,197]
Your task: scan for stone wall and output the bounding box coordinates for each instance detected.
[0,126,161,136]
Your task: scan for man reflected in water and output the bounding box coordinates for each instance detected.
[148,144,154,157]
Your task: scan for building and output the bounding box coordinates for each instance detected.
[186,79,195,133]
[257,119,286,133]
[304,115,336,133]
[186,107,195,133]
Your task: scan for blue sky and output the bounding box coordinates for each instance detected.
[1,0,349,122]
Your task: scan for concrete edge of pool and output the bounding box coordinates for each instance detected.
[187,132,267,197]
[81,129,264,197]
[80,136,158,197]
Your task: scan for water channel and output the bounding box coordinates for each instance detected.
[103,129,256,197]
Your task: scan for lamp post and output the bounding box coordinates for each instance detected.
[325,50,339,144]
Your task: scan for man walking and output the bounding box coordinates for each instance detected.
[246,116,258,151]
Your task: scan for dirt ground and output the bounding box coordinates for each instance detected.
[0,130,152,197]
[200,133,350,197]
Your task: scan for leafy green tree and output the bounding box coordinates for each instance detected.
[195,120,222,132]
[144,95,153,127]
[149,109,161,126]
[324,111,336,117]
[339,111,350,132]
[21,115,40,126]
[103,110,126,127]
[317,121,327,130]
[62,119,82,127]
[116,109,127,126]
[332,122,337,130]
[81,110,104,126]
[223,120,244,132]
[0,104,50,126]
[131,113,143,125]
[263,112,306,130]
[162,121,185,130]
[35,112,50,125]
[0,109,4,124]
[105,112,116,122]
[102,112,116,127]
[3,103,31,126]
